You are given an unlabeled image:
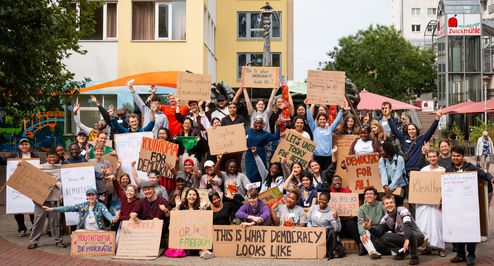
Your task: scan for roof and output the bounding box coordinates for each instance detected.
[439,0,481,15]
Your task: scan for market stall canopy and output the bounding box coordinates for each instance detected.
[357,90,420,110]
[441,101,476,114]
[78,71,178,93]
[448,99,494,114]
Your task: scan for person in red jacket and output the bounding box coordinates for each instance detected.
[160,94,188,137]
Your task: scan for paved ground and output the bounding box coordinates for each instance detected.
[1,157,494,265]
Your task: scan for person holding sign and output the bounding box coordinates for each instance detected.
[371,195,424,265]
[109,174,139,229]
[416,149,446,257]
[216,155,251,200]
[349,125,380,155]
[199,160,223,194]
[292,116,311,139]
[446,146,494,265]
[357,187,386,259]
[307,192,342,260]
[299,175,318,209]
[251,147,284,193]
[306,147,338,192]
[270,188,307,227]
[306,99,348,171]
[43,188,118,230]
[235,188,271,226]
[220,102,246,172]
[28,149,65,249]
[243,87,277,132]
[378,141,407,206]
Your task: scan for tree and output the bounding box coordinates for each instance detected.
[321,25,436,100]
[0,0,101,123]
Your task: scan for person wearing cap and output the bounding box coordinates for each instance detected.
[75,131,92,157]
[6,138,36,237]
[28,149,65,249]
[169,172,188,209]
[43,188,118,230]
[73,102,107,142]
[211,95,229,121]
[131,164,169,201]
[128,85,169,138]
[199,159,223,194]
[245,115,281,183]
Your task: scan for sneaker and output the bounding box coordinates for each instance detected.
[409,257,420,265]
[466,255,476,266]
[481,236,488,242]
[369,251,382,260]
[450,255,466,263]
[18,231,27,237]
[393,250,409,260]
[201,251,214,259]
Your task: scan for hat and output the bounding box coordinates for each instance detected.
[86,188,98,195]
[176,172,187,181]
[141,180,156,189]
[184,158,195,166]
[204,160,215,168]
[77,131,87,136]
[217,95,227,101]
[18,138,30,144]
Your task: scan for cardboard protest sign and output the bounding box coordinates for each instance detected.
[6,161,57,205]
[408,171,442,204]
[213,225,326,259]
[169,210,213,250]
[206,124,247,155]
[138,137,178,173]
[114,219,163,260]
[241,66,280,88]
[270,129,316,168]
[334,135,358,188]
[181,189,222,209]
[114,132,153,181]
[102,153,122,178]
[329,192,359,217]
[176,72,212,102]
[306,70,345,105]
[346,153,383,193]
[478,180,489,237]
[6,159,38,214]
[60,163,97,226]
[442,172,481,243]
[242,187,284,208]
[70,231,115,256]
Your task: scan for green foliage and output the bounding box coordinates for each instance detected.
[468,117,494,143]
[0,0,101,125]
[438,121,464,143]
[321,25,436,100]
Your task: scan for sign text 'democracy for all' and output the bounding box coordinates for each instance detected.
[306,70,345,105]
[346,153,383,193]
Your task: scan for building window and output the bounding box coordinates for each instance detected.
[237,53,281,80]
[427,24,434,32]
[427,8,436,16]
[79,2,117,40]
[412,24,421,32]
[411,8,420,16]
[65,95,117,135]
[132,1,186,41]
[238,12,281,39]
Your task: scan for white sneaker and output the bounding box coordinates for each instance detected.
[369,251,382,259]
[481,236,488,242]
[201,251,214,259]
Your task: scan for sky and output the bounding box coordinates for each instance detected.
[294,0,391,81]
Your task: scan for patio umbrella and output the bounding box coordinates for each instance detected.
[78,71,178,93]
[451,99,494,114]
[441,101,476,114]
[357,90,420,110]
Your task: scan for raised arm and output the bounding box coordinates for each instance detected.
[306,105,316,131]
[266,87,278,114]
[287,91,295,116]
[422,109,442,142]
[388,118,406,144]
[214,154,223,178]
[112,118,128,133]
[252,147,269,183]
[73,103,92,134]
[232,86,243,104]
[243,88,253,115]
[130,161,141,187]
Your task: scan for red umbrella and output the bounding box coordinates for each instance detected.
[357,90,420,110]
[451,99,494,114]
[442,101,476,114]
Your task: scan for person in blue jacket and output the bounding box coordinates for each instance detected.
[43,188,118,230]
[245,115,280,183]
[112,112,155,133]
[306,100,348,171]
[386,108,442,173]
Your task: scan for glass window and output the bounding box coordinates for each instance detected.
[412,24,421,32]
[237,53,282,80]
[448,36,463,72]
[80,3,117,40]
[82,6,104,40]
[132,1,186,41]
[157,3,169,38]
[238,12,281,39]
[412,8,420,16]
[132,2,154,40]
[106,3,117,38]
[427,8,436,16]
[465,36,480,72]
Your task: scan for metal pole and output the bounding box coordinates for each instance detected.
[485,81,488,125]
[261,2,273,67]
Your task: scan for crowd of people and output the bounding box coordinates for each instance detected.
[4,85,494,265]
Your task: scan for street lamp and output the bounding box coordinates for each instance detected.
[261,2,273,67]
[482,76,490,125]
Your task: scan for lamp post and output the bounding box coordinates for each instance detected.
[482,76,490,125]
[261,2,273,67]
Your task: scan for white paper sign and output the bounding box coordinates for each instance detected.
[60,163,97,226]
[442,172,481,243]
[114,132,153,181]
[6,159,38,214]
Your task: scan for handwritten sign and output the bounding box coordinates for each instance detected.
[241,66,280,88]
[346,153,383,193]
[442,172,481,243]
[242,187,283,208]
[213,225,326,259]
[6,159,38,214]
[206,124,247,155]
[329,192,359,216]
[271,129,316,168]
[176,72,212,102]
[60,163,97,226]
[114,219,163,260]
[408,171,442,204]
[138,137,178,173]
[334,135,358,188]
[307,70,345,105]
[6,161,57,205]
[114,132,153,181]
[70,231,115,256]
[169,210,213,249]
